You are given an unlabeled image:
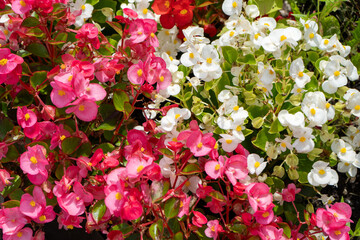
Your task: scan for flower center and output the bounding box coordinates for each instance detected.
[264,23,270,27]
[20,0,26,7]
[326,103,331,109]
[206,58,212,64]
[189,53,194,59]
[324,39,329,45]
[309,33,314,39]
[164,1,170,8]
[30,200,36,207]
[197,142,203,148]
[185,181,190,187]
[254,33,260,40]
[30,156,37,164]
[262,211,269,218]
[81,5,86,10]
[58,90,66,96]
[78,105,85,111]
[137,31,142,35]
[226,139,232,144]
[340,147,346,153]
[137,69,143,77]
[180,9,188,15]
[254,161,260,168]
[143,8,148,14]
[39,215,46,221]
[334,71,340,77]
[17,232,23,238]
[159,76,164,82]
[60,135,66,141]
[150,32,155,38]
[115,192,122,200]
[318,169,325,175]
[229,31,235,37]
[67,225,74,230]
[175,114,181,119]
[137,165,144,173]
[305,23,309,29]
[232,1,237,8]
[233,105,239,111]
[310,108,316,115]
[215,164,220,171]
[24,113,30,121]
[281,142,286,148]
[298,71,304,77]
[236,126,242,131]
[179,201,184,208]
[355,105,360,111]
[299,137,306,142]
[334,230,341,236]
[68,75,73,82]
[0,58,8,66]
[280,35,287,41]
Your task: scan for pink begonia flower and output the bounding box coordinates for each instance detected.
[282,183,301,202]
[205,198,226,214]
[192,211,207,227]
[257,225,287,240]
[19,186,46,219]
[33,205,56,224]
[120,195,143,221]
[94,58,124,83]
[253,204,275,225]
[126,157,153,179]
[104,185,125,217]
[50,81,76,108]
[17,107,37,129]
[65,97,99,122]
[129,19,151,44]
[205,156,225,180]
[327,225,351,240]
[326,202,352,222]
[0,48,24,75]
[178,196,191,218]
[50,124,71,150]
[0,142,8,159]
[57,211,85,230]
[127,60,147,85]
[11,0,33,14]
[205,220,223,240]
[75,23,100,49]
[0,169,12,191]
[3,227,33,240]
[224,155,248,185]
[181,130,215,157]
[27,169,48,185]
[19,145,48,176]
[155,68,172,90]
[245,182,273,212]
[0,207,28,235]
[32,230,45,240]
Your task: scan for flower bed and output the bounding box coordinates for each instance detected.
[0,0,359,239]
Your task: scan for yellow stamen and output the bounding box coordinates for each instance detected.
[226,139,232,144]
[280,35,287,41]
[78,105,85,111]
[185,181,190,187]
[254,161,260,168]
[17,232,23,237]
[180,9,188,15]
[137,69,143,77]
[165,31,170,35]
[262,212,269,218]
[318,169,325,175]
[39,215,46,222]
[310,108,316,115]
[281,142,286,148]
[236,126,242,132]
[24,113,30,121]
[355,105,360,111]
[324,39,329,45]
[254,33,260,40]
[197,142,203,148]
[299,137,306,142]
[269,70,274,75]
[68,75,73,82]
[334,230,341,236]
[81,5,86,10]
[175,114,181,119]
[215,164,220,170]
[326,103,331,109]
[159,76,164,82]
[340,148,346,153]
[142,8,148,14]
[169,56,174,61]
[67,225,74,230]
[264,23,270,27]
[30,157,37,164]
[298,71,304,77]
[229,31,235,37]
[206,58,212,64]
[30,200,36,207]
[179,201,184,208]
[0,58,8,66]
[189,53,194,59]
[164,0,170,8]
[305,24,309,29]
[345,162,350,166]
[214,142,218,149]
[233,106,239,111]
[115,192,122,200]
[309,33,314,39]
[60,135,66,141]
[232,1,237,8]
[20,0,26,7]
[334,71,340,77]
[58,90,66,96]
[137,165,144,173]
[172,137,177,142]
[296,88,302,93]
[150,32,155,38]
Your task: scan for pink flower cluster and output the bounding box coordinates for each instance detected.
[0,48,23,85]
[50,53,107,121]
[316,203,353,240]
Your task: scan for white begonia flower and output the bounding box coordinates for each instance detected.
[301,19,321,49]
[302,104,327,127]
[222,0,243,16]
[70,0,94,28]
[217,116,233,130]
[183,176,202,194]
[344,59,359,81]
[275,136,293,152]
[245,5,259,18]
[232,124,245,141]
[325,102,335,121]
[258,62,276,85]
[250,31,266,49]
[193,44,222,82]
[307,161,338,187]
[343,89,359,100]
[223,96,239,115]
[262,27,302,54]
[179,26,209,52]
[144,103,159,119]
[331,139,356,163]
[230,107,249,124]
[300,18,318,32]
[247,154,267,176]
[160,42,179,58]
[234,15,252,34]
[219,134,241,152]
[289,58,310,88]
[337,161,357,177]
[219,29,239,46]
[162,52,179,73]
[319,194,335,206]
[166,84,181,96]
[218,90,233,102]
[180,45,201,67]
[291,84,305,95]
[346,91,360,117]
[354,153,360,168]
[170,172,187,189]
[324,60,348,87]
[157,27,179,43]
[164,130,180,145]
[254,17,277,32]
[134,0,155,19]
[160,108,191,132]
[187,76,202,91]
[159,156,174,178]
[257,82,273,96]
[278,110,305,130]
[292,127,315,153]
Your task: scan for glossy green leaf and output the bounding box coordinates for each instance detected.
[92,200,107,224]
[61,137,82,155]
[181,163,202,175]
[252,128,279,151]
[164,198,179,219]
[30,71,47,90]
[149,219,163,240]
[21,17,40,27]
[2,200,20,208]
[0,118,14,140]
[26,43,49,58]
[1,175,21,198]
[222,46,238,64]
[13,89,34,107]
[113,90,130,112]
[174,232,184,240]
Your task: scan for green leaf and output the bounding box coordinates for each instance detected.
[174,232,184,240]
[252,128,279,151]
[237,54,256,65]
[92,200,107,224]
[113,90,130,112]
[9,188,24,201]
[21,17,40,27]
[252,117,264,129]
[149,219,163,240]
[278,223,291,238]
[269,118,285,134]
[320,0,344,21]
[181,163,202,175]
[321,16,341,37]
[2,145,19,163]
[1,175,21,198]
[26,43,49,58]
[247,105,270,120]
[164,198,179,219]
[106,21,123,36]
[95,143,115,153]
[209,190,226,202]
[254,0,275,15]
[75,141,92,157]
[0,118,14,140]
[222,46,238,64]
[13,89,34,107]
[111,223,132,234]
[61,137,82,155]
[353,218,360,236]
[2,200,20,208]
[30,71,47,90]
